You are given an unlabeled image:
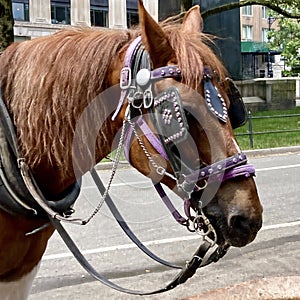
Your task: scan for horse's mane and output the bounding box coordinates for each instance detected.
[0,21,226,173]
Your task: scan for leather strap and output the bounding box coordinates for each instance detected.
[50,214,215,295]
[89,168,180,270]
[112,36,142,121]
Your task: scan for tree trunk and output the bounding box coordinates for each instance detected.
[0,0,14,52]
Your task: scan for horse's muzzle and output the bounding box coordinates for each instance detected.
[204,204,263,248]
[226,211,263,247]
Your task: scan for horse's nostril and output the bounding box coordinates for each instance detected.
[229,214,251,232]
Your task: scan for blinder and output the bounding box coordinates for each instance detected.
[152,87,188,146]
[225,77,248,129]
[203,68,228,123]
[203,68,247,129]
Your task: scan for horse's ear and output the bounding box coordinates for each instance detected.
[138,0,176,67]
[181,5,203,33]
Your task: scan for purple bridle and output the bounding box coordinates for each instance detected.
[113,37,256,227]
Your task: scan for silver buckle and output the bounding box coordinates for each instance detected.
[120,67,131,90]
[143,89,153,109]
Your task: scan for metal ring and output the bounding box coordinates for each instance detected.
[194,180,208,191]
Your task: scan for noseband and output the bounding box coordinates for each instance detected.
[113,37,255,230]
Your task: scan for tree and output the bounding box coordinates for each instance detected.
[181,0,300,20]
[203,0,300,19]
[269,16,300,76]
[0,0,14,52]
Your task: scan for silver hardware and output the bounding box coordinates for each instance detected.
[136,68,151,87]
[194,180,208,191]
[127,118,167,177]
[143,89,153,109]
[120,67,132,90]
[83,119,128,224]
[193,208,217,247]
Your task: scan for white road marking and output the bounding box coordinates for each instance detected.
[82,180,151,189]
[42,220,300,261]
[81,164,300,190]
[256,164,300,172]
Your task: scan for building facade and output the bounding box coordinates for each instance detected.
[240,5,281,78]
[12,0,158,40]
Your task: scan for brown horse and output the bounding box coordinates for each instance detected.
[0,1,262,298]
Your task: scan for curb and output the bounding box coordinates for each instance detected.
[96,146,300,170]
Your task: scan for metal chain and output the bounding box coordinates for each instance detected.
[82,119,127,225]
[127,117,166,176]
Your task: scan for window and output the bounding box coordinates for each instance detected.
[12,2,29,21]
[127,0,138,28]
[242,5,253,16]
[262,28,269,42]
[262,6,268,19]
[242,25,253,41]
[51,1,70,24]
[127,12,139,28]
[90,0,108,27]
[90,7,108,27]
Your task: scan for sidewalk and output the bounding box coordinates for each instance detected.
[181,276,300,300]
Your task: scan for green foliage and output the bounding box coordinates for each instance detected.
[0,0,14,52]
[269,14,300,76]
[201,0,300,20]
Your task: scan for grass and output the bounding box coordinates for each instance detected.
[234,106,300,150]
[102,107,300,162]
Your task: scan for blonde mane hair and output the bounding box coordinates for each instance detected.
[0,21,226,173]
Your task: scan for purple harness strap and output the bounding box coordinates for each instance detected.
[112,36,142,121]
[153,183,188,225]
[124,116,168,162]
[183,153,252,184]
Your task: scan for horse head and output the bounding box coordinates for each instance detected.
[122,1,263,248]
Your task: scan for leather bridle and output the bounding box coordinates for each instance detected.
[117,36,256,231]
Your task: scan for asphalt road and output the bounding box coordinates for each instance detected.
[29,151,300,300]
